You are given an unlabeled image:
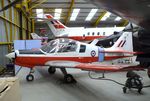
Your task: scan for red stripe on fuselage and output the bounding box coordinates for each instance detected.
[15,56,98,68]
[15,55,131,68]
[56,36,106,41]
[54,25,65,29]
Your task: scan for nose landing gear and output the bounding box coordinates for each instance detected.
[26,74,34,81]
[26,68,35,81]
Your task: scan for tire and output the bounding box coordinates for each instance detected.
[123,87,127,93]
[48,67,56,74]
[26,74,34,81]
[64,74,75,83]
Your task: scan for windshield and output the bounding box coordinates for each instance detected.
[41,38,77,53]
[41,40,58,53]
[58,39,77,52]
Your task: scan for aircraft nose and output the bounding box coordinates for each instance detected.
[5,52,15,59]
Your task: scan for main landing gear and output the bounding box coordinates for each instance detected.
[60,68,76,83]
[26,68,35,81]
[25,67,76,83]
[47,67,76,83]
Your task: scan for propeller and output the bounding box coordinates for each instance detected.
[0,0,23,12]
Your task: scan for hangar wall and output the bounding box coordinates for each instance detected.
[0,0,32,66]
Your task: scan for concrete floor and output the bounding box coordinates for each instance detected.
[17,66,150,101]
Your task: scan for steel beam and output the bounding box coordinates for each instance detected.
[19,11,23,40]
[29,0,48,10]
[0,15,20,28]
[14,9,17,40]
[8,1,13,42]
[1,0,9,42]
[119,19,129,27]
[31,19,35,33]
[0,42,13,45]
[64,0,75,25]
[93,11,107,27]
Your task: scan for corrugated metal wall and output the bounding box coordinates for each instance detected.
[0,0,32,66]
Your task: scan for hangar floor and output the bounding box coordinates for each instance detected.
[17,66,150,101]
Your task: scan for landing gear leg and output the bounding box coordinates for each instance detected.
[26,68,34,81]
[60,68,76,83]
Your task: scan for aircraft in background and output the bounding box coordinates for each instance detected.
[31,33,48,40]
[31,33,48,45]
[46,14,125,41]
[6,31,148,83]
[90,31,122,47]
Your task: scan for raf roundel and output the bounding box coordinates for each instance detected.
[91,50,96,57]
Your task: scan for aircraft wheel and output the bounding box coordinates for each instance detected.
[48,67,56,74]
[26,74,34,81]
[123,87,127,93]
[64,74,76,83]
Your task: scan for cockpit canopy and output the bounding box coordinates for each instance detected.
[41,38,78,53]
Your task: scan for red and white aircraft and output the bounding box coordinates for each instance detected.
[6,32,144,83]
[46,14,125,41]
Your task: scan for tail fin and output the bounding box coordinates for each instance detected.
[31,33,41,39]
[45,14,67,36]
[110,32,133,52]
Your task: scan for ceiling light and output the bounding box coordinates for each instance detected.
[36,9,44,21]
[101,12,111,21]
[85,9,98,21]
[70,9,80,21]
[54,9,62,20]
[115,17,122,21]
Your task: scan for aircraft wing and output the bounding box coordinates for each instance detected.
[45,61,144,72]
[75,63,144,72]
